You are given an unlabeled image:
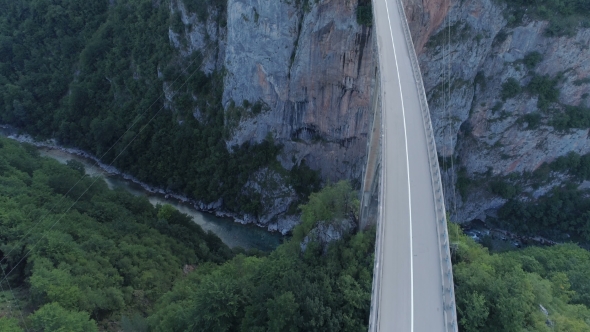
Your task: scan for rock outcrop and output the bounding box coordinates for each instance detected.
[241,167,298,228]
[300,218,356,253]
[169,0,225,74]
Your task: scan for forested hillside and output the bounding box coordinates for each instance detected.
[451,223,590,331]
[1,137,590,331]
[0,137,233,329]
[0,0,319,220]
[145,221,590,332]
[0,137,371,331]
[148,180,373,332]
[3,0,590,331]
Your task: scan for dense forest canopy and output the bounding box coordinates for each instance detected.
[143,180,373,331]
[0,138,373,331]
[0,137,233,330]
[450,223,590,331]
[1,137,590,331]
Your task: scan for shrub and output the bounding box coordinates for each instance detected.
[574,78,590,86]
[501,78,522,100]
[491,102,503,113]
[474,71,487,89]
[552,105,590,130]
[456,168,472,199]
[527,74,560,110]
[490,180,518,199]
[523,51,543,70]
[501,0,588,36]
[522,112,542,129]
[493,30,508,46]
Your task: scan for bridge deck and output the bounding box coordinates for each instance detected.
[371,0,446,330]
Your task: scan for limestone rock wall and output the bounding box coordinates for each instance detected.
[168,0,590,228]
[223,0,374,182]
[412,0,590,222]
[169,0,374,229]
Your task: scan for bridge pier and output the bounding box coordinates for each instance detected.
[359,34,382,231]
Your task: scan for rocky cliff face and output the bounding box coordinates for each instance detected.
[170,0,373,231]
[170,0,590,229]
[410,0,590,222]
[223,0,374,182]
[173,0,375,183]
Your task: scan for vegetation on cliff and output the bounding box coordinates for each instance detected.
[459,150,590,243]
[502,0,590,36]
[356,0,373,26]
[0,0,319,218]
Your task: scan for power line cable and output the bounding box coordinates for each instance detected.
[441,6,448,218]
[441,3,448,189]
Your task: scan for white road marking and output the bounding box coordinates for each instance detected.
[383,0,414,330]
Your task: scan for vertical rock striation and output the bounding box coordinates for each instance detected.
[223,0,374,182]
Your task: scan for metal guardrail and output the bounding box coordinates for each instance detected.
[392,0,458,330]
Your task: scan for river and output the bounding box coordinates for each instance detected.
[39,148,284,251]
[0,128,284,251]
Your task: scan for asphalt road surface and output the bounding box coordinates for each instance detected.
[371,0,446,330]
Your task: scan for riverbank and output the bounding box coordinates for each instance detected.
[462,218,559,251]
[0,125,285,250]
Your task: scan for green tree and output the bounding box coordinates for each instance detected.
[30,303,98,332]
[157,204,176,221]
[457,291,489,332]
[150,224,376,332]
[356,3,373,26]
[0,137,232,324]
[451,223,590,331]
[523,51,543,70]
[266,292,299,332]
[296,180,359,239]
[0,318,24,332]
[527,74,560,110]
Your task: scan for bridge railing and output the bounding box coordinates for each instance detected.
[366,33,383,331]
[392,0,458,330]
